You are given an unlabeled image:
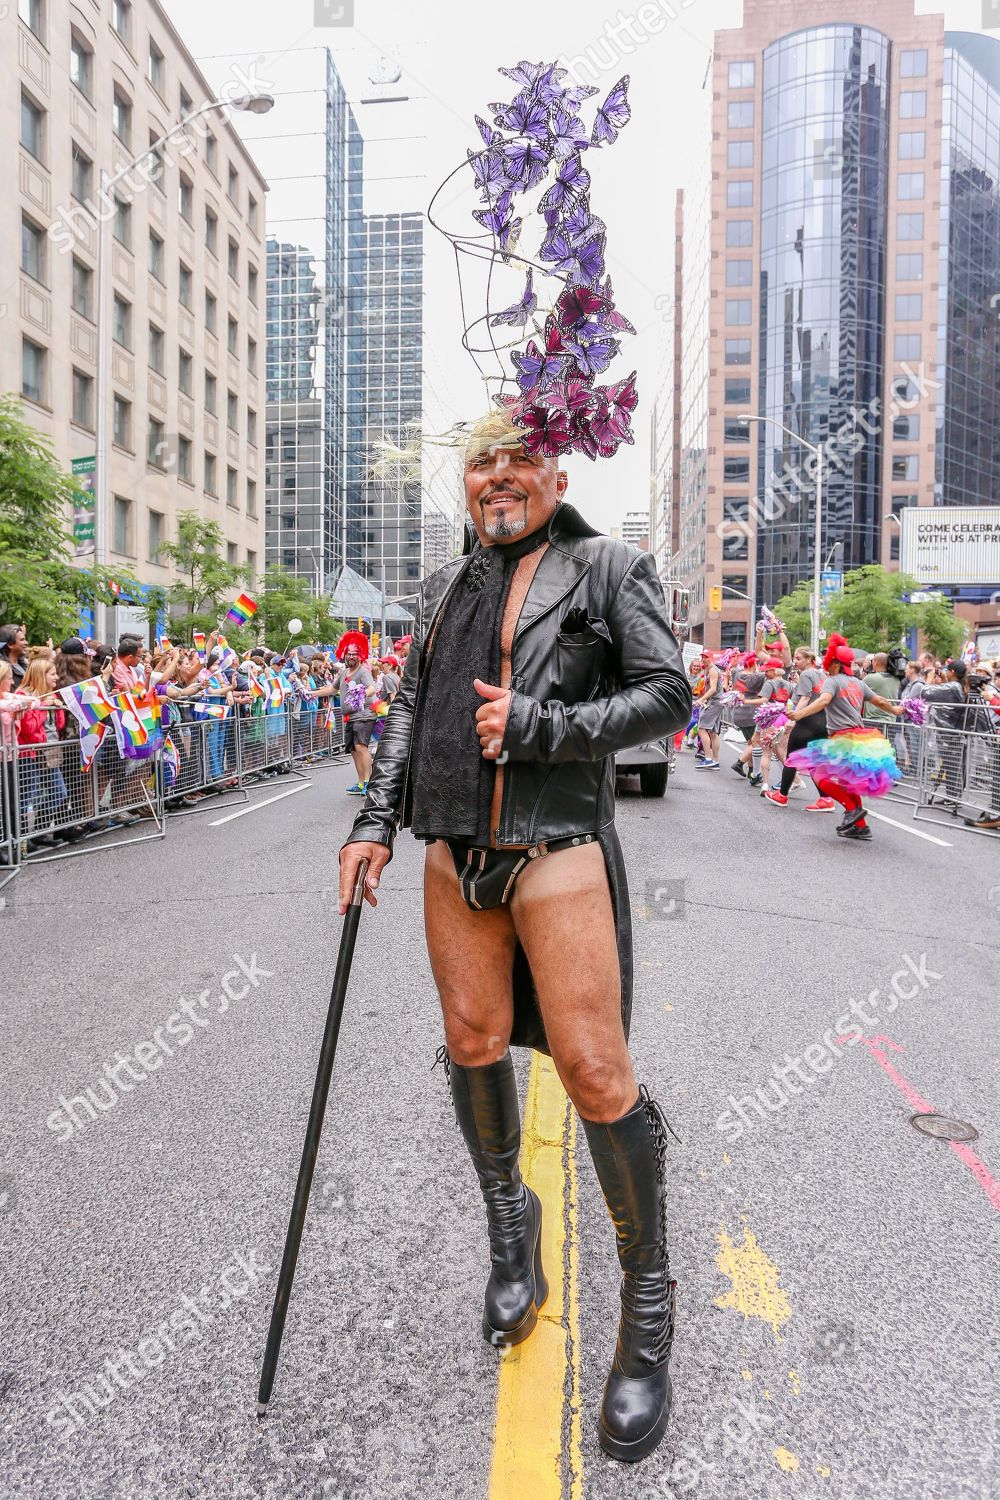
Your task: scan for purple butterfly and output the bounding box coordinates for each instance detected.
[556,285,609,330]
[498,60,549,90]
[570,232,606,286]
[598,275,637,334]
[572,422,600,462]
[468,148,504,199]
[490,92,550,144]
[473,189,521,251]
[501,135,551,190]
[565,200,606,245]
[539,154,591,215]
[564,335,618,377]
[513,402,574,458]
[538,376,594,420]
[475,114,502,148]
[562,82,600,108]
[490,269,538,328]
[511,322,567,391]
[550,108,590,159]
[591,76,631,147]
[529,62,571,109]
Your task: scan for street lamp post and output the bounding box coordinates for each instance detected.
[92,92,274,641]
[738,415,823,658]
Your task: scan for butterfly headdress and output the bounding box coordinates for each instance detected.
[427,61,636,462]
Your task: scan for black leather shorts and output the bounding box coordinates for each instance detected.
[446,833,598,910]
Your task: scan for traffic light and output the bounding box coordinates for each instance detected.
[709,586,723,612]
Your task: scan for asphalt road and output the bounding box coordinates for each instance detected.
[1,741,997,1500]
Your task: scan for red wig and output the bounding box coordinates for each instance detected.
[335,629,370,663]
[823,633,853,673]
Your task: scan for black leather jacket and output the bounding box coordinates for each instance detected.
[344,501,692,851]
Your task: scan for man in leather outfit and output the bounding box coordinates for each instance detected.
[338,412,691,1462]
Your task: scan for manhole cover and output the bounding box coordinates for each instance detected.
[910,1113,979,1143]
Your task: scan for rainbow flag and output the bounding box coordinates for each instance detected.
[163,734,181,787]
[225,592,258,627]
[58,675,117,771]
[268,672,286,709]
[322,704,338,732]
[191,701,228,720]
[111,689,162,761]
[158,636,172,652]
[248,673,267,701]
[193,631,207,661]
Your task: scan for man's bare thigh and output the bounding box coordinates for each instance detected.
[423,839,516,1060]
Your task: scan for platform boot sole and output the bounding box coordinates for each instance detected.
[598,1374,673,1462]
[482,1211,549,1349]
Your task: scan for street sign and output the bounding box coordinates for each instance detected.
[71,455,96,558]
[821,570,842,605]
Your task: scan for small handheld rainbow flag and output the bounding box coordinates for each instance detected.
[193,631,207,661]
[158,636,172,652]
[225,592,258,627]
[249,674,267,701]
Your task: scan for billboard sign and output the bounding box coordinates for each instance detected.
[900,506,1000,586]
[71,455,96,558]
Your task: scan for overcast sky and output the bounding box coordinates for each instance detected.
[166,0,987,535]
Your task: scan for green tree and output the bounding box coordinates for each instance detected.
[155,510,247,639]
[771,581,813,648]
[257,565,344,648]
[915,593,964,661]
[822,565,917,652]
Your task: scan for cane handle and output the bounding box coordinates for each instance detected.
[351,857,370,907]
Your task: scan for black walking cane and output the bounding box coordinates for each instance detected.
[256,856,370,1417]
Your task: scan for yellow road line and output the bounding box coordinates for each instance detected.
[488,1053,584,1500]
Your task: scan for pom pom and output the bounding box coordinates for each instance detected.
[345,682,368,713]
[757,605,784,637]
[901,696,928,726]
[754,701,790,732]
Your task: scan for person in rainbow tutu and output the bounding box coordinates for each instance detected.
[784,634,906,841]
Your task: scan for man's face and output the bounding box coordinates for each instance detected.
[345,651,360,671]
[464,441,567,545]
[8,628,26,659]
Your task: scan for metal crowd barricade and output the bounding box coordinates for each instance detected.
[914,721,1000,834]
[12,706,166,864]
[1,739,17,891]
[164,707,248,816]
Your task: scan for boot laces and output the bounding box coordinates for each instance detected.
[637,1084,680,1363]
[431,1043,452,1098]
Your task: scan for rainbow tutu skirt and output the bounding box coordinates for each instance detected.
[786,728,902,798]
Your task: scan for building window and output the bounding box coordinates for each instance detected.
[724,338,751,365]
[228,237,239,280]
[227,467,238,506]
[147,418,165,467]
[179,262,192,309]
[113,197,131,248]
[20,340,45,405]
[248,264,258,305]
[722,532,749,560]
[70,32,94,99]
[247,408,256,446]
[724,417,749,443]
[178,174,193,222]
[148,39,164,93]
[205,208,217,254]
[71,257,93,318]
[720,622,747,650]
[113,495,132,555]
[723,457,750,482]
[179,87,192,119]
[112,88,131,147]
[247,480,257,517]
[112,294,131,348]
[227,316,239,354]
[178,348,192,394]
[177,435,192,482]
[725,377,751,403]
[897,172,924,200]
[148,230,164,281]
[205,372,217,413]
[20,216,46,283]
[897,212,924,240]
[726,259,752,286]
[899,90,926,119]
[894,333,922,360]
[18,0,44,38]
[896,252,923,280]
[726,220,752,247]
[227,390,238,430]
[727,140,753,169]
[205,291,217,334]
[20,93,44,160]
[204,453,217,495]
[891,454,919,482]
[728,60,754,88]
[71,143,93,202]
[204,131,217,173]
[893,413,920,441]
[895,293,922,320]
[900,49,928,78]
[898,131,925,160]
[149,322,164,374]
[72,370,94,428]
[226,541,238,565]
[247,336,257,374]
[892,377,918,404]
[728,100,754,129]
[248,194,258,232]
[227,163,239,202]
[725,298,752,326]
[727,180,753,208]
[111,0,131,43]
[148,509,163,562]
[246,548,257,580]
[113,394,131,449]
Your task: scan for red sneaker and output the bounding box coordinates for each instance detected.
[805,798,836,812]
[762,789,788,806]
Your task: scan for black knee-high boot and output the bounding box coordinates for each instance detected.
[439,1047,548,1348]
[581,1086,677,1462]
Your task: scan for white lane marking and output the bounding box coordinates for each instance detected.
[209,784,309,825]
[866,810,952,847]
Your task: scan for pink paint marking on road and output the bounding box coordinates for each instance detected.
[840,1035,1000,1216]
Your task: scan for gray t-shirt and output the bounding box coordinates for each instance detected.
[792,666,826,706]
[378,670,400,703]
[760,676,793,704]
[732,670,765,727]
[821,674,872,731]
[338,664,375,721]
